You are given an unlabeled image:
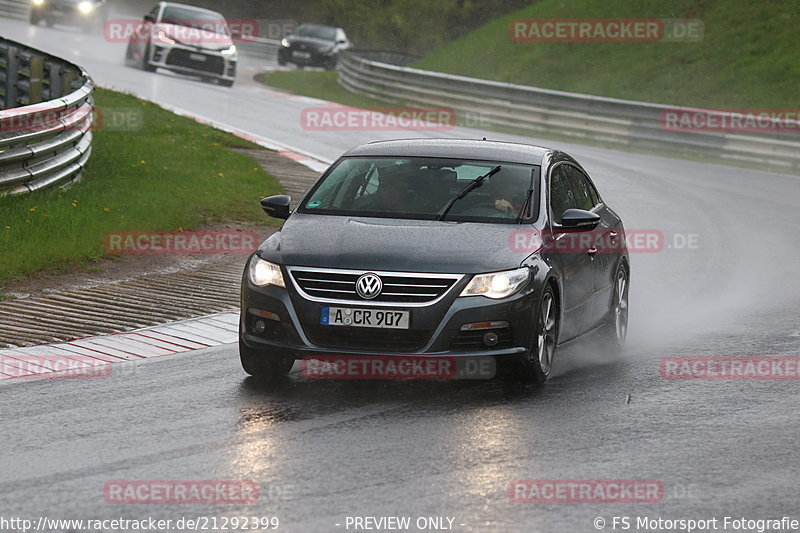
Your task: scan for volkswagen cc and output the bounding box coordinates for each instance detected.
[240,139,630,384]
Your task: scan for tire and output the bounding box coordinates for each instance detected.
[602,263,629,354]
[322,56,337,70]
[141,42,157,72]
[505,284,559,385]
[29,11,42,25]
[220,79,234,87]
[239,340,293,380]
[124,41,137,67]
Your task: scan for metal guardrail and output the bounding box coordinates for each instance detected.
[236,35,281,61]
[0,0,28,20]
[0,38,94,196]
[339,52,800,171]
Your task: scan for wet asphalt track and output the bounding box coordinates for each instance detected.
[1,14,800,533]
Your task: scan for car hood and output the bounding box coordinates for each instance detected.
[257,214,529,274]
[157,22,233,50]
[286,36,334,52]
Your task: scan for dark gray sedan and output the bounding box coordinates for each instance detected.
[240,139,630,384]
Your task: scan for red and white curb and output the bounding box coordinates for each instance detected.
[0,310,239,380]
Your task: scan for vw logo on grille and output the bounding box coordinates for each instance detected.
[356,273,383,300]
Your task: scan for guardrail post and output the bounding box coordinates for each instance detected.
[28,54,44,105]
[4,45,19,108]
[48,61,63,99]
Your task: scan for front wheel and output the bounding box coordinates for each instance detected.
[141,42,157,72]
[29,11,42,25]
[602,263,629,354]
[239,340,293,380]
[505,285,559,385]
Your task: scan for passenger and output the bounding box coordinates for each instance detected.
[373,164,413,212]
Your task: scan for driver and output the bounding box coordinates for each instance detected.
[489,175,524,216]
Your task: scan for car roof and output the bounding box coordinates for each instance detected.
[297,23,340,31]
[341,138,550,165]
[159,2,225,17]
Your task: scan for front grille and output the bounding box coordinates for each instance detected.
[304,325,430,352]
[288,268,461,305]
[166,49,225,75]
[450,328,513,351]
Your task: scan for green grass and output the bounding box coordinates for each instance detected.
[0,88,284,291]
[255,71,389,109]
[415,0,800,108]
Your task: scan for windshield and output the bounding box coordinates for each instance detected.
[160,7,229,35]
[294,24,337,41]
[299,156,539,223]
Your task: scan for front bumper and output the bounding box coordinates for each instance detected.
[147,42,237,81]
[240,266,539,365]
[277,46,334,66]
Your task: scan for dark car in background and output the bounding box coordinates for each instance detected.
[29,0,108,32]
[240,139,630,384]
[278,23,350,70]
[125,2,238,87]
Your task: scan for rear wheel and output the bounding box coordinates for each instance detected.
[239,340,293,380]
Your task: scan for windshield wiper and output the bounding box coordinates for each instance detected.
[437,165,501,221]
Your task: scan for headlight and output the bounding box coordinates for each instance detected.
[248,256,285,288]
[77,0,93,13]
[157,30,175,44]
[281,38,290,47]
[221,44,237,55]
[32,0,45,6]
[459,267,530,299]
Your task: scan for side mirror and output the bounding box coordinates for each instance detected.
[143,14,155,23]
[560,208,600,229]
[260,195,292,220]
[337,39,347,44]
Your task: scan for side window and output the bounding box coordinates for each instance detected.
[549,165,576,224]
[565,165,597,211]
[149,5,160,21]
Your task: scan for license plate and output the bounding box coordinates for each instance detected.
[189,53,207,62]
[293,51,311,59]
[320,307,410,329]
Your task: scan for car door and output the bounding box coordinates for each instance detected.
[546,163,597,341]
[564,165,623,328]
